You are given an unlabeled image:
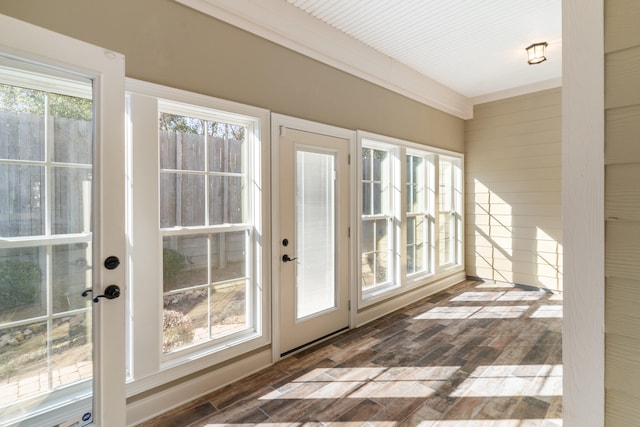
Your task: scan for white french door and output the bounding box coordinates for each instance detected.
[0,15,125,426]
[276,125,351,356]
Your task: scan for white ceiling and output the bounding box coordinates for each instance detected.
[286,0,562,98]
[177,0,562,118]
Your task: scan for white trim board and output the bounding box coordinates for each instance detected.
[561,0,605,425]
[175,0,473,119]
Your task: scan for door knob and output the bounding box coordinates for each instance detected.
[282,254,298,262]
[82,285,121,303]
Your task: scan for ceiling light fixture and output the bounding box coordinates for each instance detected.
[526,42,548,65]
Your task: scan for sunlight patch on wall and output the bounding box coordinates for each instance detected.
[536,227,563,290]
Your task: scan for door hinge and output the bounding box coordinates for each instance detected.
[348,300,351,310]
[279,125,286,136]
[348,227,350,238]
[348,154,351,164]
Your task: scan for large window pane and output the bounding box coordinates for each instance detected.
[373,182,383,214]
[296,151,336,318]
[361,218,389,290]
[52,243,92,313]
[0,164,44,237]
[51,93,92,165]
[373,150,386,181]
[162,235,209,353]
[159,113,205,171]
[163,235,208,292]
[209,124,245,173]
[211,280,247,338]
[209,176,244,225]
[50,312,92,387]
[0,247,45,322]
[0,84,45,162]
[362,147,372,181]
[160,172,206,227]
[163,291,208,353]
[52,166,92,235]
[362,182,371,215]
[211,231,247,284]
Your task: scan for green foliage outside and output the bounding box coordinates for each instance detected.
[0,83,92,121]
[163,247,186,281]
[159,112,245,140]
[0,260,41,312]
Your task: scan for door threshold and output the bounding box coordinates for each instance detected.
[280,326,349,358]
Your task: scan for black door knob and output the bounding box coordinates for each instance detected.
[91,284,121,303]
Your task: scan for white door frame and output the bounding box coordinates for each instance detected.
[0,14,126,426]
[270,113,357,362]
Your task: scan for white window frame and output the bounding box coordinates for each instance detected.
[359,139,400,299]
[405,150,436,280]
[438,155,463,270]
[357,131,463,308]
[124,79,270,395]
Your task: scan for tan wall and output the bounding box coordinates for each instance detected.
[604,0,640,424]
[465,88,562,291]
[0,0,463,152]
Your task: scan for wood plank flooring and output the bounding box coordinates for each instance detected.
[139,279,563,426]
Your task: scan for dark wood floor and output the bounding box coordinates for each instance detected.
[140,279,563,426]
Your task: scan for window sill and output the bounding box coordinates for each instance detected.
[358,266,464,310]
[125,332,269,397]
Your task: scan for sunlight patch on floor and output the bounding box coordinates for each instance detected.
[414,305,529,320]
[451,364,562,397]
[259,366,461,400]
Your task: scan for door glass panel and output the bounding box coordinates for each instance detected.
[51,167,92,235]
[296,150,336,319]
[0,62,94,421]
[0,164,45,237]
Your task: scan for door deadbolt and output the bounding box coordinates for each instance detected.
[104,256,120,270]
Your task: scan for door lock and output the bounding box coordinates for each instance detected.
[104,256,120,270]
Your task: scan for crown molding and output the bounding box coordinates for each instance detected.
[175,0,474,119]
[470,77,562,105]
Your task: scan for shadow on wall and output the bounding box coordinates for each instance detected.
[466,177,562,292]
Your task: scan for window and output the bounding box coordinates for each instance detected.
[358,132,462,306]
[126,80,269,392]
[159,109,252,354]
[0,74,95,406]
[439,155,462,268]
[360,145,394,292]
[406,152,435,276]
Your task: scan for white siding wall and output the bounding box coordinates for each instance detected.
[465,89,562,291]
[605,0,640,424]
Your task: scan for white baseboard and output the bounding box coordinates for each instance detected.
[356,271,466,326]
[126,348,272,426]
